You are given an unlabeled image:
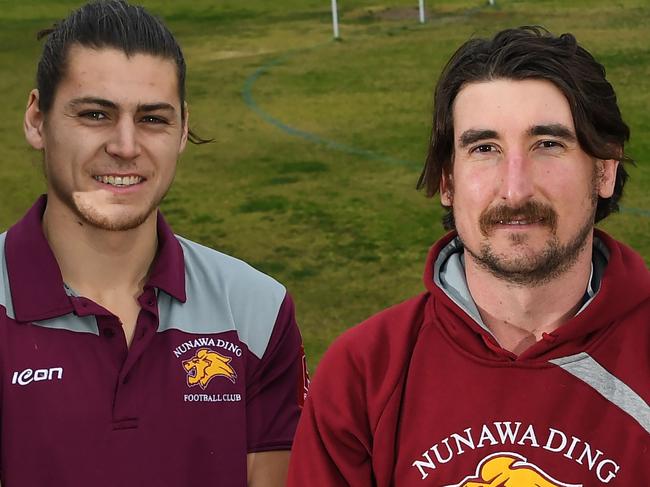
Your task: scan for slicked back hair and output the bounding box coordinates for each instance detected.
[417,26,632,230]
[36,0,209,144]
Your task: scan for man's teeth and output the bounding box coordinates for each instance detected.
[497,219,544,225]
[94,175,142,187]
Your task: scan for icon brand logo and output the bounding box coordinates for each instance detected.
[182,348,237,389]
[12,367,64,386]
[444,452,581,487]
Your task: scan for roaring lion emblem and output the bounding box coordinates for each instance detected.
[182,348,237,389]
[445,452,582,487]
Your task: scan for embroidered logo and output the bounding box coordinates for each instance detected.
[182,348,237,389]
[445,452,581,487]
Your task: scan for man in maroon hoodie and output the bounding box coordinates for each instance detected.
[288,27,650,485]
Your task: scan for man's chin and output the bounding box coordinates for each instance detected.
[469,238,583,286]
[75,205,154,232]
[479,258,565,286]
[487,258,550,279]
[480,235,549,257]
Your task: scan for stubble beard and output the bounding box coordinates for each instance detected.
[461,191,598,287]
[50,179,167,232]
[74,197,156,231]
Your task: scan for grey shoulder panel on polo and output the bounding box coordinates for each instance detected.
[551,352,650,434]
[34,314,99,334]
[157,236,287,359]
[0,231,15,319]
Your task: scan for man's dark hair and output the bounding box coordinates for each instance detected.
[417,26,632,230]
[36,0,209,144]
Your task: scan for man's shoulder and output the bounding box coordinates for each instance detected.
[323,292,430,369]
[308,292,431,417]
[595,231,650,311]
[161,235,288,360]
[0,231,9,315]
[175,235,286,298]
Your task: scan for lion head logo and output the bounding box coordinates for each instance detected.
[182,348,237,389]
[445,452,582,487]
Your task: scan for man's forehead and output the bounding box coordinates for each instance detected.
[58,44,181,106]
[451,78,575,136]
[65,44,177,69]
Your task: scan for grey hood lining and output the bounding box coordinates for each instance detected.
[433,236,609,337]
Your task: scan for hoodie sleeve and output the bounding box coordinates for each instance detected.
[288,293,428,486]
[287,333,375,486]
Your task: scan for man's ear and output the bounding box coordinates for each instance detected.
[24,89,45,150]
[179,102,189,153]
[440,171,453,206]
[596,158,619,199]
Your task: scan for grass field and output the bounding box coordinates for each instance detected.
[0,0,648,366]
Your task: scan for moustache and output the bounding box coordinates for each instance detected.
[479,201,558,236]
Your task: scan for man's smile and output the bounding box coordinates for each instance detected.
[93,174,144,187]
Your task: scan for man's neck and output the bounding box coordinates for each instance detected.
[464,241,594,355]
[42,202,158,303]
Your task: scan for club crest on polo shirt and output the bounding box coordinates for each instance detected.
[182,348,237,389]
[173,337,243,403]
[444,452,580,487]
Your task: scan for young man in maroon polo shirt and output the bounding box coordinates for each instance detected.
[288,27,650,485]
[1,1,307,485]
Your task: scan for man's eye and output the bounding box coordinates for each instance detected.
[80,111,106,121]
[472,144,495,154]
[141,116,168,124]
[539,140,563,149]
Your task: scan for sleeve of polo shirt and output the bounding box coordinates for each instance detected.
[246,293,308,452]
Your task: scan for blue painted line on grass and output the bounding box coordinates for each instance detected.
[241,44,415,167]
[620,205,650,217]
[242,44,650,219]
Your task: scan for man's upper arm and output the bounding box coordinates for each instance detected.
[247,451,290,487]
[287,332,375,486]
[246,293,308,453]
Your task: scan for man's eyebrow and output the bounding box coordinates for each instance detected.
[528,123,576,141]
[66,98,176,114]
[458,129,498,148]
[67,97,117,109]
[138,102,176,113]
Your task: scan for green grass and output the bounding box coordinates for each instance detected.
[0,0,648,367]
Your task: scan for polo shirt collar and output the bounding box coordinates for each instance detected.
[4,195,186,323]
[148,211,187,303]
[5,196,71,322]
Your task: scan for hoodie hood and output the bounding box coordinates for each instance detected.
[424,229,650,361]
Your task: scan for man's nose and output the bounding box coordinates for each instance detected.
[498,151,535,206]
[105,118,141,161]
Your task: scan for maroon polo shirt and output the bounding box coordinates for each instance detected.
[0,196,307,486]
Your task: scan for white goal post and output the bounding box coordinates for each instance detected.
[331,0,340,39]
[330,2,497,38]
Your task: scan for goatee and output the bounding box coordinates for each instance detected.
[463,200,596,286]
